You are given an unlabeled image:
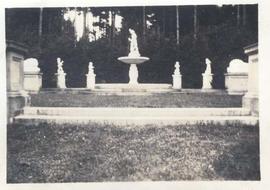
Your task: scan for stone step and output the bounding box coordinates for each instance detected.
[93,83,173,93]
[92,88,174,93]
[22,107,251,117]
[94,83,173,89]
[14,115,258,126]
[39,87,227,93]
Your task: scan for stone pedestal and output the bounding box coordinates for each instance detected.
[6,40,29,123]
[172,74,182,89]
[24,72,43,92]
[242,43,258,116]
[129,64,139,84]
[24,58,42,92]
[55,73,66,89]
[86,74,96,89]
[225,73,248,95]
[202,74,213,89]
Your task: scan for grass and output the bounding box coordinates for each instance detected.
[30,93,242,107]
[7,122,260,183]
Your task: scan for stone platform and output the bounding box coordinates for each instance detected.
[14,107,258,126]
[14,85,257,127]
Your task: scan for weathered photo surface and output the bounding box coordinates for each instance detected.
[5,4,259,183]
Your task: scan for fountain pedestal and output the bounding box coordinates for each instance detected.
[129,64,139,84]
[118,57,149,84]
[118,29,149,85]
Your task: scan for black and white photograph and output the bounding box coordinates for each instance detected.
[1,0,270,189]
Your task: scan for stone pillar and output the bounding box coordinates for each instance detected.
[24,58,43,92]
[202,58,213,89]
[6,40,29,123]
[242,43,258,116]
[225,59,248,95]
[172,61,182,89]
[86,62,96,89]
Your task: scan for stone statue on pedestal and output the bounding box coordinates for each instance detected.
[202,58,213,89]
[56,57,66,88]
[86,62,96,89]
[57,57,64,74]
[172,61,182,89]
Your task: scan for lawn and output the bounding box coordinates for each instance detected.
[7,122,260,183]
[30,92,242,107]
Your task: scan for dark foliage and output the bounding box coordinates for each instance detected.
[5,5,258,88]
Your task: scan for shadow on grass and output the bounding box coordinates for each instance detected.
[212,126,260,180]
[7,123,60,183]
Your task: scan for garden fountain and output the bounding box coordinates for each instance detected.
[118,29,149,84]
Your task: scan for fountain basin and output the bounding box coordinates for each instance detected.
[118,56,149,64]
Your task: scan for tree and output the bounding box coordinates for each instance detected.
[242,5,247,26]
[5,5,258,88]
[237,5,240,27]
[38,8,43,53]
[109,8,116,46]
[162,8,166,37]
[176,6,180,45]
[193,6,198,40]
[82,8,88,38]
[142,6,146,42]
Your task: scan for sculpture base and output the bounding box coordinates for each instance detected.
[86,74,96,89]
[55,73,66,89]
[172,74,182,89]
[24,72,43,92]
[202,73,213,89]
[225,73,248,95]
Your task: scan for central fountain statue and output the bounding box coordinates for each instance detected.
[118,29,149,84]
[128,29,140,57]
